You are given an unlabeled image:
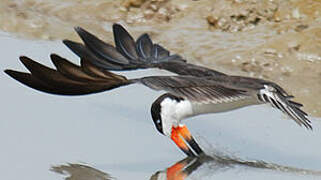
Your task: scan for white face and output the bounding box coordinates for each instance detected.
[160,97,194,136]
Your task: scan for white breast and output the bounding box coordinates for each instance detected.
[160,98,194,136]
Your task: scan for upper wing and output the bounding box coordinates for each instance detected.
[4,54,247,104]
[140,76,252,105]
[63,24,227,77]
[4,54,243,103]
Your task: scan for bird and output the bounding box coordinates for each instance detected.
[4,24,312,157]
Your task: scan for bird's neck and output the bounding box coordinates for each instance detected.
[160,98,194,136]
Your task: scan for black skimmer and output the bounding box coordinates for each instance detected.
[4,24,312,157]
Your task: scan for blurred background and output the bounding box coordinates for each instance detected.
[1,0,321,180]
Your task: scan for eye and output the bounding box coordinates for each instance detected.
[156,119,161,124]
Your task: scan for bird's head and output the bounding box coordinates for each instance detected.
[151,94,203,156]
[151,93,185,136]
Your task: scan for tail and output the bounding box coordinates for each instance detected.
[4,54,132,95]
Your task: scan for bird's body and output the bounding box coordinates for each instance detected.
[5,24,312,157]
[153,93,259,136]
[190,95,259,115]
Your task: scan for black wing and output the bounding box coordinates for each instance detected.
[4,54,244,103]
[4,54,132,95]
[5,54,311,129]
[63,24,227,77]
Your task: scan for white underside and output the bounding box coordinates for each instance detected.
[190,97,260,116]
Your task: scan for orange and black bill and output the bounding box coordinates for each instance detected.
[166,158,191,180]
[171,125,204,157]
[165,156,210,180]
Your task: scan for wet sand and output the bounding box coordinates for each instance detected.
[0,0,320,116]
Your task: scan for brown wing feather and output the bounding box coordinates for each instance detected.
[4,70,63,94]
[51,54,100,82]
[5,55,132,96]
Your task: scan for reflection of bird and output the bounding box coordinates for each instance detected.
[51,163,112,180]
[150,153,321,180]
[5,24,311,157]
[51,157,321,180]
[150,156,209,180]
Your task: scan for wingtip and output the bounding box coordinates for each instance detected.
[50,53,59,58]
[5,57,34,78]
[140,33,150,39]
[50,53,59,59]
[62,39,70,45]
[19,55,29,60]
[74,26,84,34]
[306,120,313,131]
[62,39,78,49]
[4,69,14,76]
[73,27,93,42]
[19,56,33,66]
[137,33,152,44]
[300,114,313,130]
[112,23,123,30]
[112,23,128,35]
[4,69,25,80]
[50,53,60,66]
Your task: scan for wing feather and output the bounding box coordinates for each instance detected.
[63,40,124,70]
[136,33,153,59]
[75,27,129,65]
[5,55,132,96]
[63,23,226,77]
[51,54,100,82]
[113,24,139,61]
[258,85,312,129]
[140,76,251,105]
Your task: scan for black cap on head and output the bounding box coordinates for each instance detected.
[151,97,163,135]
